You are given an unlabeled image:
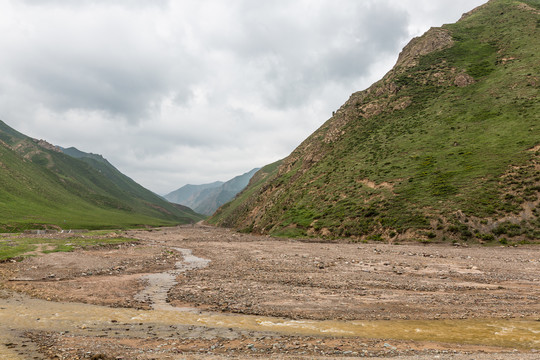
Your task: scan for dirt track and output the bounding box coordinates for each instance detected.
[1,224,539,359]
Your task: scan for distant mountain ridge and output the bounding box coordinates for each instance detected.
[210,0,540,243]
[0,120,204,231]
[164,168,259,216]
[164,182,224,206]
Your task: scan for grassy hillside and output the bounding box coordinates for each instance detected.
[210,0,540,244]
[0,121,204,231]
[60,146,197,215]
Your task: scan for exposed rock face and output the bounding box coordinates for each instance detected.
[454,73,476,87]
[394,28,454,69]
[35,139,62,152]
[311,26,456,147]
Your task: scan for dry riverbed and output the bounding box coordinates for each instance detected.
[0,224,539,359]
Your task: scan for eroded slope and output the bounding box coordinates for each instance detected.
[211,0,540,243]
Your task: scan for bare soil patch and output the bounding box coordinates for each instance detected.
[2,242,179,308]
[159,227,540,321]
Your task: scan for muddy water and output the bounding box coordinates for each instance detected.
[1,247,539,359]
[1,294,539,353]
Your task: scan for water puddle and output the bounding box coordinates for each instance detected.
[135,248,210,310]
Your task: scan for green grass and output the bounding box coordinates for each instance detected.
[0,241,36,261]
[210,0,540,242]
[0,233,137,261]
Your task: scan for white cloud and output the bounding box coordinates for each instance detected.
[0,0,486,194]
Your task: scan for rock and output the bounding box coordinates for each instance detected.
[454,73,475,87]
[395,27,454,69]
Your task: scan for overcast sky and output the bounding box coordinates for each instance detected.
[0,0,486,194]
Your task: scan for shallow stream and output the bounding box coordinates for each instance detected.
[135,247,210,310]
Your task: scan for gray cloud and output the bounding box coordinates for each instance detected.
[208,1,411,109]
[2,1,199,121]
[20,0,170,9]
[0,0,487,194]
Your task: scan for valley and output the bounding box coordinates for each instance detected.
[0,1,539,358]
[1,225,539,359]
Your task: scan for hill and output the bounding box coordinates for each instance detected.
[164,168,259,215]
[0,121,204,231]
[210,0,540,244]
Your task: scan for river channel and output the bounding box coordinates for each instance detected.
[1,246,539,358]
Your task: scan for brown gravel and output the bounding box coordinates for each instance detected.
[155,226,540,322]
[1,224,539,359]
[2,241,179,308]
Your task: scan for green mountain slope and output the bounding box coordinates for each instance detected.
[210,0,540,243]
[61,146,179,208]
[0,121,204,231]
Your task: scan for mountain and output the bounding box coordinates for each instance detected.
[164,182,224,208]
[60,146,176,209]
[0,120,204,231]
[210,0,540,244]
[164,168,260,215]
